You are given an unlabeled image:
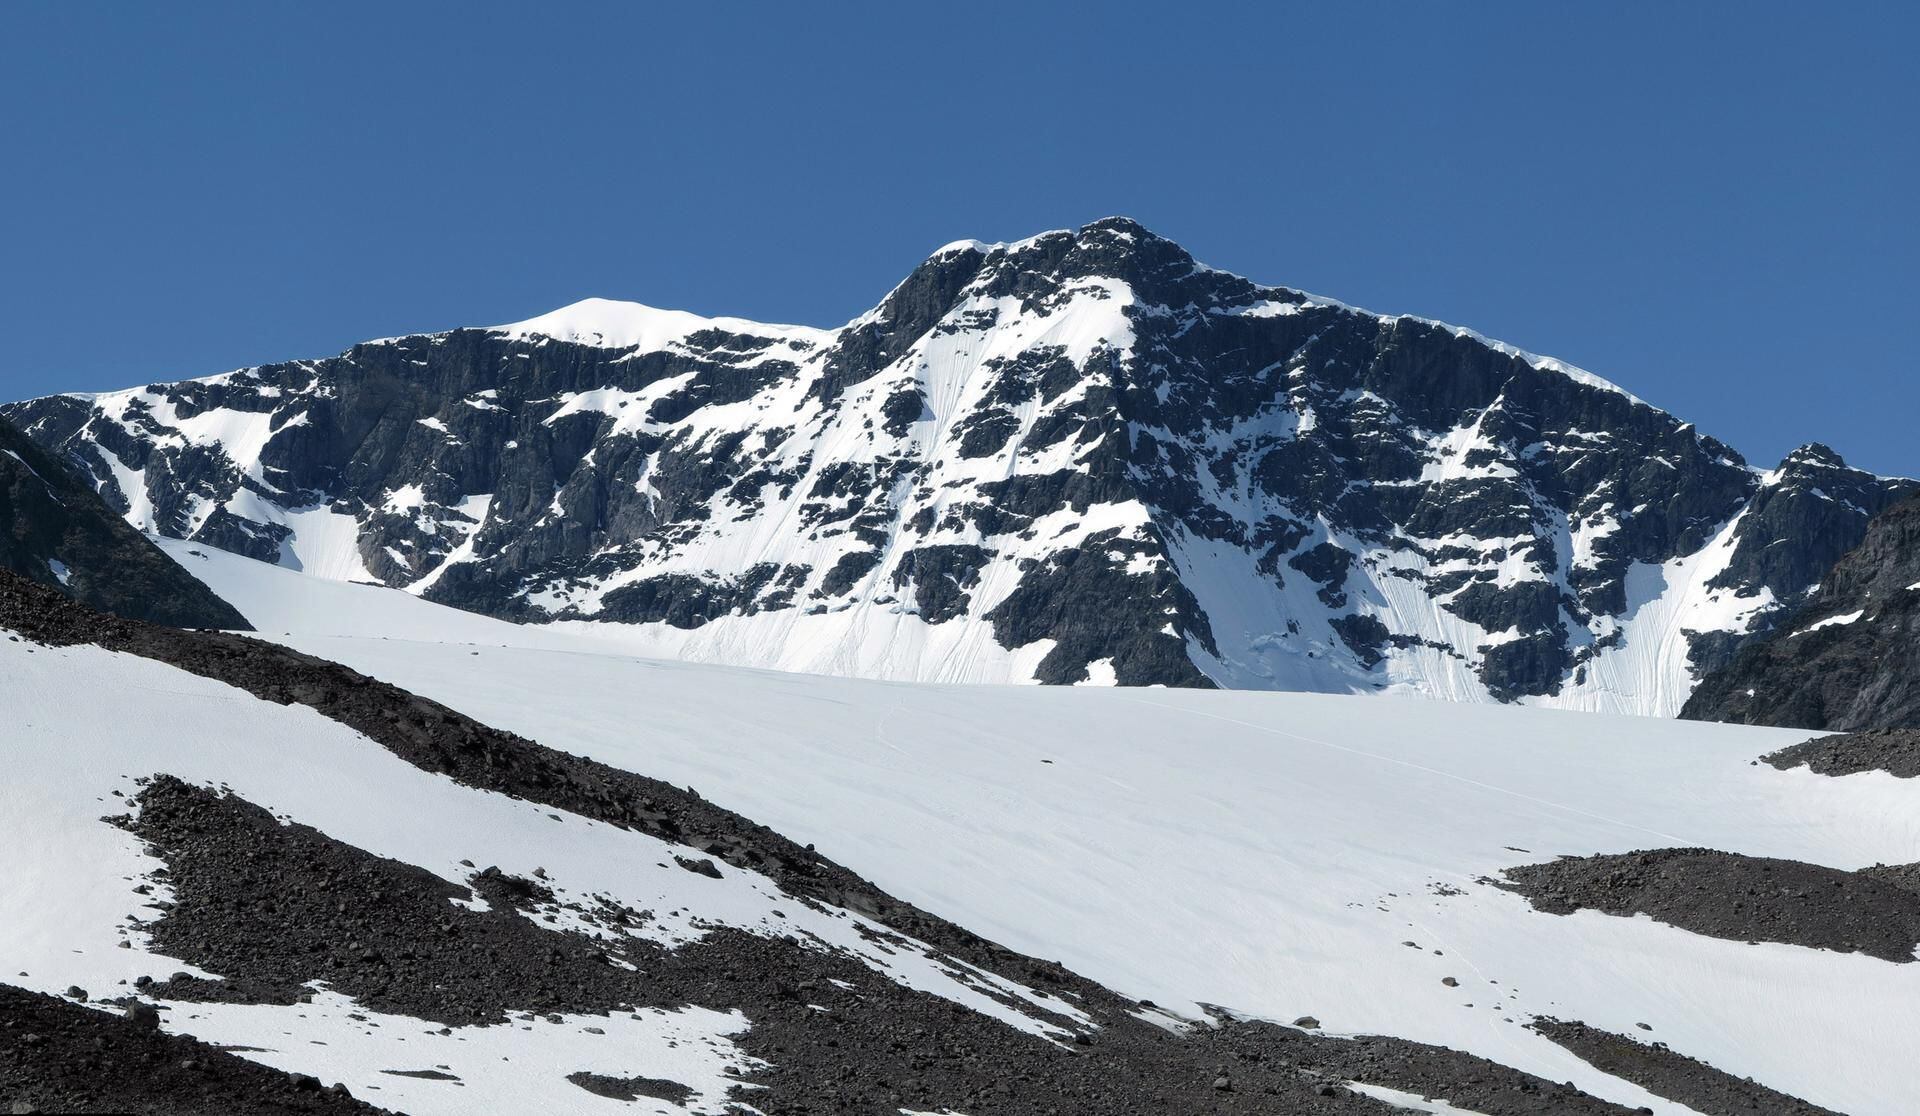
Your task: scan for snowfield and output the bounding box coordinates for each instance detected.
[121,538,1920,1115]
[0,596,1089,1113]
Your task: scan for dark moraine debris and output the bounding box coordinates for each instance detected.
[567,1071,695,1105]
[1860,861,1920,896]
[1531,1018,1843,1116]
[124,775,663,1026]
[1204,1022,1639,1116]
[116,775,1655,1115]
[1503,848,1920,963]
[0,982,388,1115]
[1763,727,1920,779]
[467,864,556,910]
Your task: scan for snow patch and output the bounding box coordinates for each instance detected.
[1346,1082,1495,1114]
[1794,610,1865,636]
[492,297,831,352]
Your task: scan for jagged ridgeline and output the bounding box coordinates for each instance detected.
[5,218,1909,708]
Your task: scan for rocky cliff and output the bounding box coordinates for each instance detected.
[1682,491,1920,730]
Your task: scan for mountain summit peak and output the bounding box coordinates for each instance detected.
[1079,214,1160,238]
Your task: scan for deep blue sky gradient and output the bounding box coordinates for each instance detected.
[3,2,1914,473]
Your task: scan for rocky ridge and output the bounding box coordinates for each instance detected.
[0,415,247,630]
[1683,490,1920,730]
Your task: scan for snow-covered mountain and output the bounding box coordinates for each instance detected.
[8,217,1909,712]
[9,543,1914,1114]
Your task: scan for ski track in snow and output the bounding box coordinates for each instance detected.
[137,538,1920,1115]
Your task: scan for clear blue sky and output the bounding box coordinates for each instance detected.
[3,2,1913,474]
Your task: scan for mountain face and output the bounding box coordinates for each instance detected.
[1682,491,1920,731]
[5,217,1908,711]
[0,415,248,629]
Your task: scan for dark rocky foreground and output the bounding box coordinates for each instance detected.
[1530,1019,1842,1116]
[1,567,1840,1113]
[1503,847,1920,963]
[0,415,247,631]
[0,983,387,1115]
[1685,490,1920,731]
[1764,728,1920,778]
[103,775,1645,1116]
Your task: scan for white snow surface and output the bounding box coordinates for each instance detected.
[1346,1083,1495,1114]
[1794,609,1866,636]
[141,539,1920,1115]
[490,297,833,352]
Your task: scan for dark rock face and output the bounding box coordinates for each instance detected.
[0,415,248,630]
[1682,492,1920,730]
[891,543,991,622]
[7,218,1907,707]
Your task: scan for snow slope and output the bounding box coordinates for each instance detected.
[0,603,1088,1114]
[161,538,1920,1115]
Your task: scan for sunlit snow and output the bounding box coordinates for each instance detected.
[140,540,1920,1115]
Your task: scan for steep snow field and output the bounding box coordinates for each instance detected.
[154,539,1920,1114]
